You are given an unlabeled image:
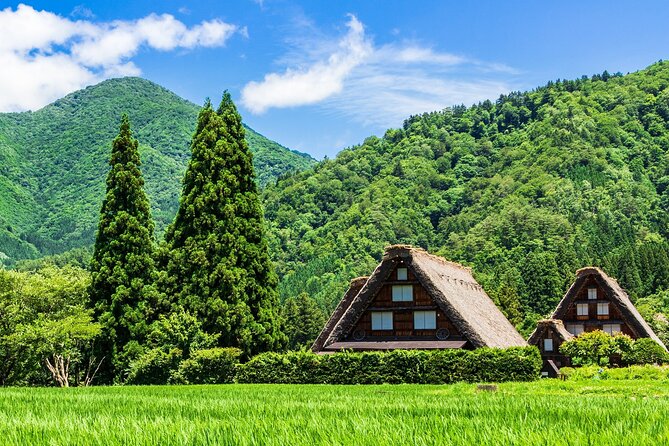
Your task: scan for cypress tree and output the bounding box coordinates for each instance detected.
[162,93,285,356]
[89,115,156,380]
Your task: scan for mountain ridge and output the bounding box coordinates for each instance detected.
[0,77,315,264]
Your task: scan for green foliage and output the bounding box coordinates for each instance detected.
[0,266,98,386]
[622,338,669,365]
[176,348,242,384]
[559,331,634,366]
[261,62,669,325]
[162,94,285,356]
[126,347,183,385]
[0,77,315,265]
[235,347,541,384]
[88,115,157,382]
[281,293,326,349]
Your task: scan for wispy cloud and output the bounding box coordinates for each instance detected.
[241,14,518,128]
[242,15,372,113]
[0,4,241,112]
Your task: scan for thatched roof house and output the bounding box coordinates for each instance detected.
[528,267,667,375]
[551,267,665,347]
[312,245,526,353]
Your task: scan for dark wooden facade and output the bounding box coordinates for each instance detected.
[560,276,633,337]
[343,264,467,345]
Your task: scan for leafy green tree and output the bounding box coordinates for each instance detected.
[162,93,286,356]
[281,293,327,350]
[89,115,157,381]
[0,266,98,386]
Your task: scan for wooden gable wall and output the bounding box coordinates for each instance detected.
[344,264,465,342]
[560,276,634,337]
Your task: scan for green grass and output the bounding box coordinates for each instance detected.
[1,380,668,445]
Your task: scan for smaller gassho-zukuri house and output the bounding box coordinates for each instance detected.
[528,267,668,377]
[311,245,527,353]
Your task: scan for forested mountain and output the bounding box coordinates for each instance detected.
[264,61,669,337]
[0,78,315,265]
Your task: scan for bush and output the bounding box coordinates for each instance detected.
[126,348,183,385]
[559,331,633,366]
[178,348,242,384]
[236,347,541,384]
[622,338,669,365]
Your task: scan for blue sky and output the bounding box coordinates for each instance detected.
[1,1,669,158]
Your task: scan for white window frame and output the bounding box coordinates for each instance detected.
[414,311,437,330]
[597,302,609,316]
[543,338,554,352]
[566,324,585,336]
[603,324,621,335]
[576,303,589,316]
[371,312,393,330]
[588,287,598,300]
[397,267,408,281]
[392,284,413,302]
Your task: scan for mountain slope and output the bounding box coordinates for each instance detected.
[263,62,669,336]
[0,77,315,264]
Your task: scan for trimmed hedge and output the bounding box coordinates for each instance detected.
[177,348,242,384]
[235,347,541,384]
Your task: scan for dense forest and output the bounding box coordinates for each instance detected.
[263,61,669,341]
[0,77,315,265]
[5,62,669,356]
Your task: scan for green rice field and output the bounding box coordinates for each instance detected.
[0,380,668,445]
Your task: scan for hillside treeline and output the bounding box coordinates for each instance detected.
[263,62,669,339]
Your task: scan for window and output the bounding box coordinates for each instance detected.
[566,324,585,335]
[397,267,408,281]
[603,324,621,335]
[392,285,413,302]
[588,287,598,300]
[576,303,589,316]
[371,312,393,330]
[544,338,554,352]
[597,302,609,316]
[414,311,436,329]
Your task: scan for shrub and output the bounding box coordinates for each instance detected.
[236,347,541,384]
[178,348,242,384]
[559,331,633,366]
[622,338,669,365]
[126,348,182,385]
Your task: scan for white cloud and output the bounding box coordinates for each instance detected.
[0,4,240,112]
[241,14,519,128]
[242,15,372,113]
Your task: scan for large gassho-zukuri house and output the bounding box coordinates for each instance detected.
[528,267,668,377]
[311,245,526,353]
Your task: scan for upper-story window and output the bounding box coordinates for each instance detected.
[597,302,609,316]
[397,267,408,281]
[414,310,436,330]
[566,324,585,335]
[392,284,413,302]
[588,287,598,300]
[371,312,393,330]
[544,338,554,352]
[576,303,589,317]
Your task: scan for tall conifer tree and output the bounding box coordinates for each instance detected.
[89,115,156,379]
[163,93,285,355]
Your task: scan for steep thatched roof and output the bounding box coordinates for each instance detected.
[312,245,527,352]
[552,267,667,350]
[311,276,367,352]
[527,319,574,345]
